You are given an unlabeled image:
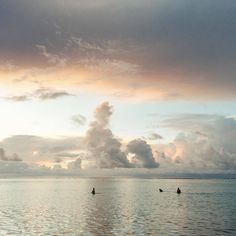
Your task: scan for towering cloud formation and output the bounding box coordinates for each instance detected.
[85,102,131,168]
[85,102,160,168]
[0,102,160,172]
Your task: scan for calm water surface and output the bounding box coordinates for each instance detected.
[0,178,236,235]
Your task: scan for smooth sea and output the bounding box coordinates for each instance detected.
[0,178,236,235]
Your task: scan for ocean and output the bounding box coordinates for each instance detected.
[0,178,235,235]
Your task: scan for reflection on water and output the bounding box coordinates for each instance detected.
[0,178,236,235]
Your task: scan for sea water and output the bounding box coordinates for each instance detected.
[0,178,235,235]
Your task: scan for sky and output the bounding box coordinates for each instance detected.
[1,0,236,176]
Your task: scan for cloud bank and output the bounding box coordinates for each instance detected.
[1,103,236,175]
[157,115,236,171]
[1,0,236,100]
[0,102,160,174]
[84,102,159,168]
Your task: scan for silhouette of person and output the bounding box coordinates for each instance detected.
[177,187,181,194]
[159,188,163,192]
[91,187,95,195]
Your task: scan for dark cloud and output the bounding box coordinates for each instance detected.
[0,148,22,162]
[1,1,236,99]
[127,139,159,168]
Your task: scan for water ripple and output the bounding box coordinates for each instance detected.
[0,178,236,235]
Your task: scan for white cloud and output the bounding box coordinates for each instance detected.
[1,105,236,175]
[157,116,236,171]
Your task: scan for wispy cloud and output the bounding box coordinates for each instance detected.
[71,114,87,126]
[147,133,163,140]
[4,87,74,102]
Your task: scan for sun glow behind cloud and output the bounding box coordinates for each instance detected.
[1,0,236,101]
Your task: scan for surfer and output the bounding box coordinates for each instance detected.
[159,188,163,192]
[177,187,181,194]
[91,187,95,195]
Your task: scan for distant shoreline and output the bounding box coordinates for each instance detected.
[0,173,236,180]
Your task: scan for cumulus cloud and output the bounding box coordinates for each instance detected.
[85,102,131,168]
[2,102,236,175]
[127,139,159,168]
[0,136,85,176]
[0,135,84,163]
[0,148,22,162]
[0,102,161,172]
[158,116,236,171]
[84,102,160,169]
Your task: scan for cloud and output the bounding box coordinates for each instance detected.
[0,0,236,100]
[85,102,132,168]
[0,148,22,162]
[148,133,163,140]
[84,102,160,169]
[56,152,80,158]
[71,114,87,126]
[5,95,30,102]
[127,139,159,168]
[34,87,73,100]
[163,114,222,132]
[4,87,73,101]
[158,116,236,170]
[0,102,236,174]
[0,161,28,174]
[36,45,67,66]
[0,135,85,175]
[67,158,82,172]
[0,135,84,164]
